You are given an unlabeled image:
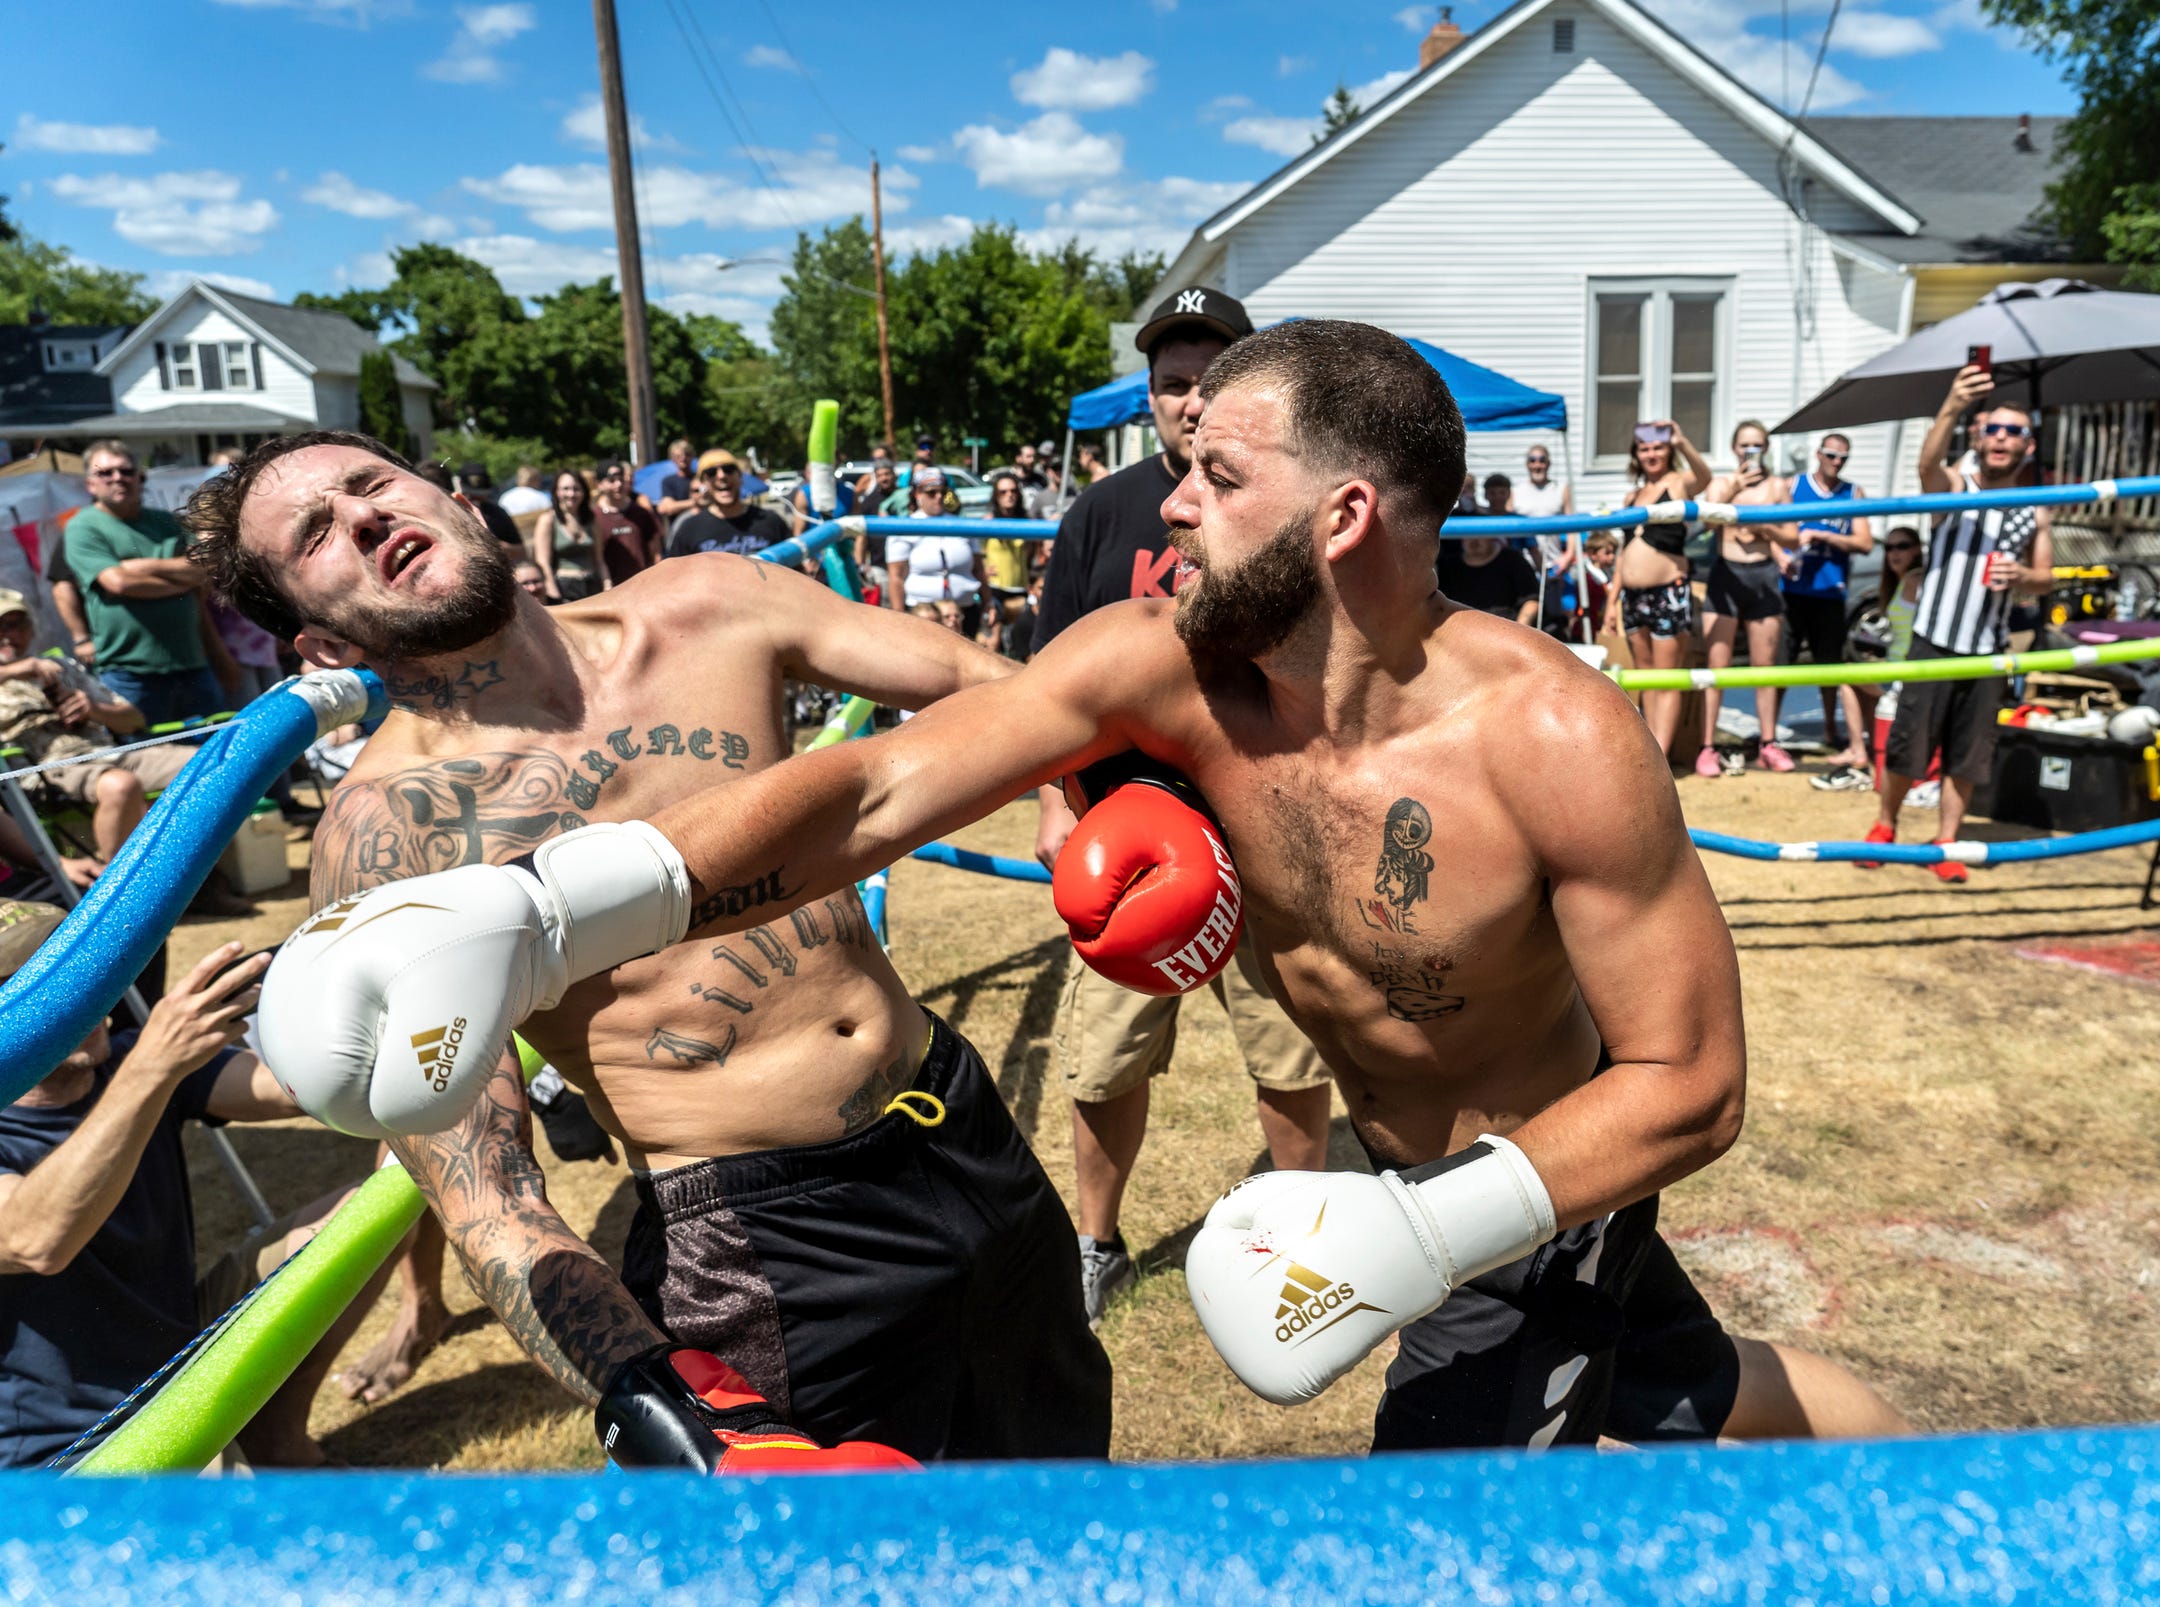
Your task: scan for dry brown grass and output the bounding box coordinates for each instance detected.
[172,757,2160,1468]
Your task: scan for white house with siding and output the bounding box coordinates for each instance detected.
[16,280,438,467]
[1152,0,2113,507]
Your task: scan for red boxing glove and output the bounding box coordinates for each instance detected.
[596,1345,920,1474]
[1053,769,1245,995]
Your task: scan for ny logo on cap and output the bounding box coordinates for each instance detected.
[1176,289,1207,315]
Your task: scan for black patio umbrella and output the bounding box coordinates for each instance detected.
[1773,278,2160,434]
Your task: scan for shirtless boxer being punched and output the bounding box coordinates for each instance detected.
[262,325,1907,1451]
[181,431,1110,1471]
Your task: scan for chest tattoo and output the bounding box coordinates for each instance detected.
[1359,796,1436,936]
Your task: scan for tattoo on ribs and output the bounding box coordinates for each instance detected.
[682,890,875,1020]
[1360,797,1436,936]
[1367,942,1465,1023]
[646,1025,732,1067]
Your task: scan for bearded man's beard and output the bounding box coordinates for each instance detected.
[325,519,519,663]
[1172,506,1323,665]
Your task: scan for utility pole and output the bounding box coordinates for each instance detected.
[593,0,657,465]
[870,155,897,452]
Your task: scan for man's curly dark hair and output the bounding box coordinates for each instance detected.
[182,430,412,641]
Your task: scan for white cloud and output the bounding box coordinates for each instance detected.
[1204,94,1253,115]
[453,232,619,295]
[951,112,1122,197]
[1645,0,1875,108]
[1025,175,1246,260]
[13,115,159,156]
[463,145,898,232]
[147,269,277,300]
[1393,5,1431,31]
[49,171,280,256]
[895,143,939,163]
[1010,48,1155,112]
[880,214,980,256]
[300,172,455,238]
[1277,55,1310,77]
[1349,67,1414,106]
[422,2,536,83]
[1224,115,1317,156]
[559,94,681,152]
[1833,10,1940,56]
[744,44,802,72]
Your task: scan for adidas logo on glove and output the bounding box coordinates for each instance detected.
[1272,1259,1385,1346]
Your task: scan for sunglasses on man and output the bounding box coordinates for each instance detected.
[1818,450,1847,464]
[1980,422,2032,439]
[88,467,140,479]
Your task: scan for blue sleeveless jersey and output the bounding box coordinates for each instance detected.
[1786,474,1854,597]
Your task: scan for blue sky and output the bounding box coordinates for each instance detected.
[4,0,2076,343]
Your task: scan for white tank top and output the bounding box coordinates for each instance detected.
[1513,479,1567,519]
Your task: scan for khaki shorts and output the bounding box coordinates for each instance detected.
[36,740,195,806]
[195,1187,351,1326]
[1055,934,1329,1103]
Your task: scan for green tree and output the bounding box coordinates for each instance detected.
[767,218,888,451]
[2102,183,2160,289]
[0,233,154,325]
[685,312,805,468]
[1980,0,2160,256]
[356,349,415,458]
[1317,84,1363,144]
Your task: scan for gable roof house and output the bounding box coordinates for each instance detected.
[0,280,436,468]
[1154,0,2115,500]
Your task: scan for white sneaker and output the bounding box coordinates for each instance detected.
[1907,779,1941,809]
[1078,1234,1135,1330]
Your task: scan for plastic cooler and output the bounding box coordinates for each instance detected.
[216,800,288,895]
[1970,727,2160,833]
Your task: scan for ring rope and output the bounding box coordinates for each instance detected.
[1614,635,2160,692]
[1690,817,2160,864]
[0,716,233,787]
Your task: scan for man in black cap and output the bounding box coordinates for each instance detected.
[1030,286,1334,1327]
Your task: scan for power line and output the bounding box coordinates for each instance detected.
[1796,0,1843,122]
[750,0,872,157]
[655,0,802,232]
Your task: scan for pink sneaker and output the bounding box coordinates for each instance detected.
[1694,747,1723,779]
[1757,742,1796,773]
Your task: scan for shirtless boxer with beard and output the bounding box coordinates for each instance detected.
[262,324,1907,1452]
[181,431,1109,1471]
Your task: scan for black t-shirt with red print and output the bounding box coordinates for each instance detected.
[1032,454,1186,649]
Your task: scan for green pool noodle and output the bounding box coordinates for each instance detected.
[807,399,839,466]
[1612,636,2160,693]
[809,696,876,750]
[74,1161,425,1474]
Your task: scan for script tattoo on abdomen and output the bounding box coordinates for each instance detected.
[668,892,879,1069]
[1368,943,1465,1023]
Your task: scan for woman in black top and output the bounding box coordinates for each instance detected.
[1606,420,1712,763]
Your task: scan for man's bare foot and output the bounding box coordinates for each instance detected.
[335,1298,451,1404]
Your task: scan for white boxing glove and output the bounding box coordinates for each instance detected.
[259,821,692,1139]
[1183,1135,1556,1406]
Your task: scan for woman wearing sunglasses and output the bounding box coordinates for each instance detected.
[1605,419,1712,765]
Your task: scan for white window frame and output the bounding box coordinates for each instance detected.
[171,341,199,390]
[1584,277,1733,469]
[222,340,251,389]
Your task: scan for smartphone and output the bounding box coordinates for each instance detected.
[1633,423,1673,445]
[1967,344,1992,377]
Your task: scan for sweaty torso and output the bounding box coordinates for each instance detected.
[312,573,923,1169]
[1148,607,1606,1167]
[1712,470,1788,564]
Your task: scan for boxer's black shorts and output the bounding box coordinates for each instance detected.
[623,1011,1111,1462]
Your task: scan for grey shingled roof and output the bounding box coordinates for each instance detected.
[31,401,315,433]
[213,288,439,390]
[1808,116,2076,263]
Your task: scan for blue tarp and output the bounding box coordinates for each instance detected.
[1068,329,1568,434]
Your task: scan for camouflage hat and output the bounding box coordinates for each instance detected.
[0,899,64,982]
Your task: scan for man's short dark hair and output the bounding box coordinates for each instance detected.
[84,438,137,470]
[1199,320,1465,531]
[182,430,412,641]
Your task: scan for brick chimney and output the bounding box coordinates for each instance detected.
[1420,6,1465,70]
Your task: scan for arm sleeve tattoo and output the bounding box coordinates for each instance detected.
[388,1053,664,1406]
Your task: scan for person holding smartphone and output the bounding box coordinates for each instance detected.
[1605,420,1713,765]
[1696,421,1799,777]
[1864,365,2053,882]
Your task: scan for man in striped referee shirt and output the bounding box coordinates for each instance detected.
[1868,365,2054,883]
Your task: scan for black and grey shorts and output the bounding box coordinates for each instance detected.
[1371,1192,1741,1451]
[1704,556,1785,623]
[1884,636,2006,784]
[621,1012,1112,1462]
[1621,579,1693,640]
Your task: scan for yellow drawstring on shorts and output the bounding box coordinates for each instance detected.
[883,1090,945,1128]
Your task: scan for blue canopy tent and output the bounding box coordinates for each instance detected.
[1065,332,1567,433]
